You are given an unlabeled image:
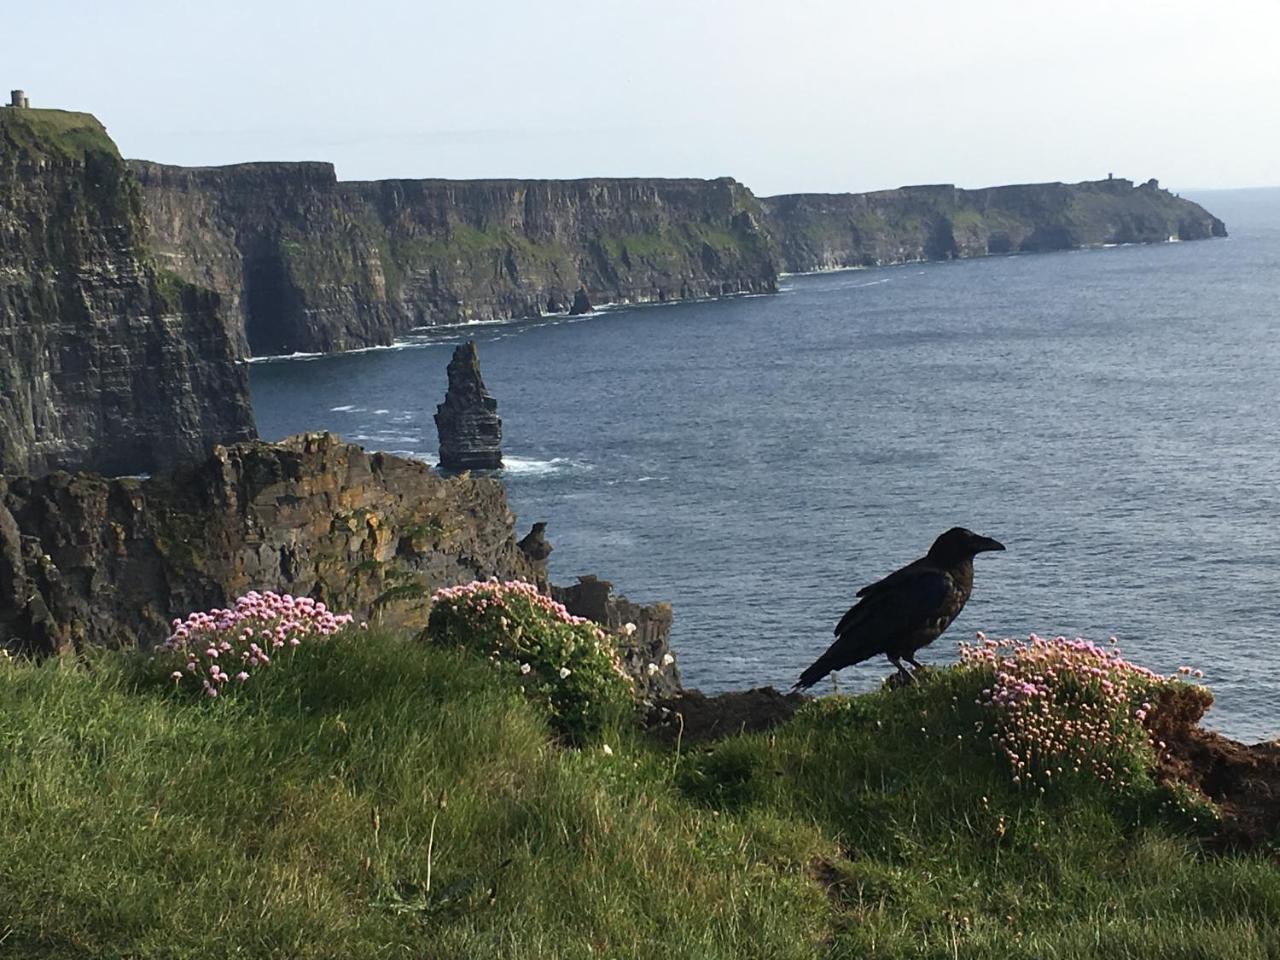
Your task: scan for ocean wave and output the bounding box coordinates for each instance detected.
[501,455,592,477]
[246,350,325,364]
[329,404,360,412]
[370,451,590,476]
[349,434,424,445]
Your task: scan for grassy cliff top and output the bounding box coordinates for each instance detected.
[1,625,1274,959]
[0,107,119,159]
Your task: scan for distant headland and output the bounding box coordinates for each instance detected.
[0,95,1227,477]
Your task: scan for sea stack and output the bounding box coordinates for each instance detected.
[434,341,503,472]
[568,287,594,315]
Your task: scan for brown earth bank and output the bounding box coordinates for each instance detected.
[1144,686,1280,849]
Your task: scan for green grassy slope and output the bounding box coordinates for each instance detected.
[0,107,118,159]
[1,634,1276,959]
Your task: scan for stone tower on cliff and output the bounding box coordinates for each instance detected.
[434,341,503,472]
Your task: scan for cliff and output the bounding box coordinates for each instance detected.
[0,432,536,656]
[0,109,255,476]
[762,177,1228,273]
[131,157,1228,356]
[130,160,778,356]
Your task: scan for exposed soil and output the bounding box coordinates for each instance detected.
[646,687,810,745]
[1147,686,1280,849]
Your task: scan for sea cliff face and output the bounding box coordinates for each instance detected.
[762,178,1228,273]
[132,158,1228,357]
[0,109,256,476]
[130,160,778,356]
[0,433,536,656]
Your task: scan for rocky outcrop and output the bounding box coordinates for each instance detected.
[762,177,1228,273]
[0,109,255,476]
[435,341,502,472]
[517,521,552,565]
[568,287,594,316]
[130,161,779,356]
[0,432,536,656]
[516,520,552,590]
[553,574,680,700]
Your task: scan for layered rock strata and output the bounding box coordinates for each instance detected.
[130,162,778,356]
[0,109,255,476]
[0,433,535,656]
[434,341,503,472]
[762,177,1227,273]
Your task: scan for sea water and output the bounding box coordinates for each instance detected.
[251,187,1280,742]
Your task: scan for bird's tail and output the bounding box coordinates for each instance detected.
[795,630,882,690]
[794,649,841,690]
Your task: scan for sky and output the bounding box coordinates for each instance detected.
[9,0,1279,195]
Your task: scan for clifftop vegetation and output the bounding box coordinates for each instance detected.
[0,107,117,158]
[2,585,1275,959]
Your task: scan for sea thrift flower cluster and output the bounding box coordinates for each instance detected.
[426,579,633,742]
[160,591,354,697]
[431,578,602,631]
[959,633,1194,792]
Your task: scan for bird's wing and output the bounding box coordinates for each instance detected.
[796,568,951,689]
[836,567,950,640]
[854,555,931,599]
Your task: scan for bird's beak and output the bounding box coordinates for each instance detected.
[974,536,1006,553]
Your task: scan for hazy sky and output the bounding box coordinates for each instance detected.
[10,0,1278,194]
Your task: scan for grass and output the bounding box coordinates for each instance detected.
[1,633,1277,959]
[0,107,118,159]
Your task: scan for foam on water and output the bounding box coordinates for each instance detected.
[500,456,591,477]
[247,350,325,364]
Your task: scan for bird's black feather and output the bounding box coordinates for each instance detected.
[796,528,1004,690]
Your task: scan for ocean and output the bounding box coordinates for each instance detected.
[250,187,1280,743]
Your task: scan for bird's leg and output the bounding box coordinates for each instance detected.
[906,654,925,671]
[888,656,915,685]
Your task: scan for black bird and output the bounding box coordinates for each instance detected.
[796,527,1005,689]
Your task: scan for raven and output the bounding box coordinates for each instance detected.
[796,527,1005,689]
